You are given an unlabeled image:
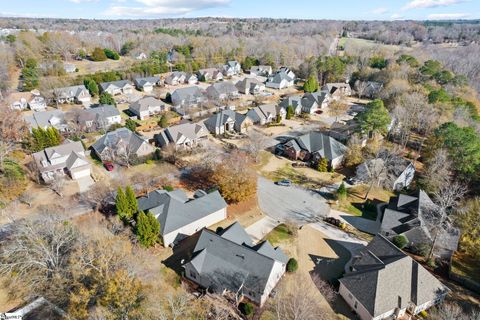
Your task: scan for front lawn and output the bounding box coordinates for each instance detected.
[451,252,480,283]
[264,224,296,246]
[262,164,341,189]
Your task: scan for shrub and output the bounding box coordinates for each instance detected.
[337,182,347,201]
[392,235,409,249]
[239,302,254,316]
[317,158,328,172]
[163,185,174,192]
[91,47,107,61]
[104,48,120,60]
[287,258,298,272]
[125,119,137,132]
[99,92,116,106]
[135,211,160,247]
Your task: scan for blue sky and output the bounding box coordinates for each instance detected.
[0,0,479,20]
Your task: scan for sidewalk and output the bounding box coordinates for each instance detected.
[245,216,280,242]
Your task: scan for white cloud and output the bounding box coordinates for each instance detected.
[427,12,471,19]
[106,0,231,17]
[403,0,469,10]
[372,7,389,14]
[391,13,404,19]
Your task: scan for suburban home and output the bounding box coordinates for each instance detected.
[355,153,416,191]
[197,68,223,82]
[266,68,295,89]
[53,85,91,104]
[379,190,460,259]
[63,63,76,73]
[129,96,168,120]
[185,73,199,85]
[222,60,242,77]
[235,78,266,95]
[134,76,161,93]
[165,71,187,86]
[170,86,206,108]
[206,81,240,100]
[301,90,331,114]
[99,80,135,96]
[138,189,227,247]
[247,104,286,125]
[250,65,273,77]
[354,80,384,98]
[278,95,303,115]
[33,140,91,182]
[204,110,252,135]
[25,110,68,132]
[155,121,209,149]
[7,90,47,111]
[322,83,352,98]
[281,132,347,168]
[326,120,367,145]
[180,222,288,306]
[339,235,449,320]
[91,127,155,163]
[77,104,121,131]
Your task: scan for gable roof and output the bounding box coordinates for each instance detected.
[182,222,288,299]
[99,80,133,91]
[288,132,347,160]
[207,81,238,95]
[235,78,263,93]
[78,105,120,123]
[91,127,148,155]
[129,96,165,113]
[171,86,204,103]
[53,85,89,99]
[33,140,89,173]
[339,235,448,317]
[159,122,208,145]
[134,76,160,87]
[25,110,66,129]
[138,189,227,235]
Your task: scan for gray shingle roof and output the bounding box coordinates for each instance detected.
[25,110,67,130]
[134,76,160,87]
[339,235,448,317]
[33,140,89,173]
[290,132,347,160]
[78,105,120,123]
[53,85,88,99]
[91,127,147,155]
[138,189,227,235]
[207,81,238,95]
[183,222,288,299]
[99,80,133,91]
[129,96,165,113]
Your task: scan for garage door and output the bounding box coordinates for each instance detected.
[72,169,91,180]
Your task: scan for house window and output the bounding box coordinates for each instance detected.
[398,296,402,308]
[190,271,197,279]
[354,301,358,309]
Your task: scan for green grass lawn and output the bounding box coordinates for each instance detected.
[262,164,337,189]
[264,224,295,246]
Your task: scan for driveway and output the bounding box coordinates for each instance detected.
[77,176,95,193]
[257,176,330,224]
[245,216,279,242]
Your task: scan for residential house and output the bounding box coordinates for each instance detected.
[33,140,91,182]
[247,104,286,125]
[379,190,460,259]
[53,85,91,104]
[206,81,240,100]
[339,235,448,320]
[222,60,242,77]
[129,96,169,120]
[266,68,295,89]
[354,80,384,98]
[7,90,47,111]
[278,95,303,115]
[77,104,121,131]
[281,132,347,168]
[134,76,161,93]
[197,68,223,82]
[322,83,352,98]
[91,127,155,162]
[170,86,206,108]
[99,80,135,96]
[250,65,273,77]
[185,73,199,85]
[235,78,266,95]
[25,110,68,132]
[63,63,76,73]
[204,110,252,135]
[138,189,227,247]
[180,222,288,306]
[165,72,187,86]
[355,153,415,191]
[326,120,367,145]
[301,90,331,114]
[155,121,209,149]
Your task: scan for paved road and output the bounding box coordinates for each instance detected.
[245,216,279,242]
[257,176,330,224]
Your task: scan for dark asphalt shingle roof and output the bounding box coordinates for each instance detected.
[339,235,448,317]
[91,127,147,155]
[288,132,347,160]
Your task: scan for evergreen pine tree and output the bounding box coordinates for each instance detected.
[317,158,328,172]
[286,105,295,119]
[136,211,160,247]
[303,75,319,93]
[125,186,138,220]
[337,182,347,201]
[115,187,128,221]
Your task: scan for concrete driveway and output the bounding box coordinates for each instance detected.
[77,176,95,193]
[257,176,330,224]
[245,216,279,242]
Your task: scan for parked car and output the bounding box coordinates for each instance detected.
[276,179,292,187]
[103,161,114,171]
